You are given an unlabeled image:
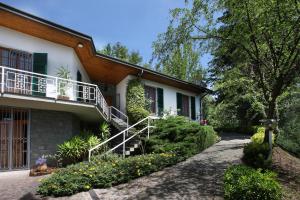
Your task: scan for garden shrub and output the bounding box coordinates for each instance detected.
[251,127,274,144]
[145,116,218,158]
[57,132,101,165]
[37,153,180,197]
[126,79,150,124]
[243,142,271,169]
[277,84,300,157]
[224,165,282,200]
[277,130,300,157]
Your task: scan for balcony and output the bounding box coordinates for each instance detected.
[0,66,110,121]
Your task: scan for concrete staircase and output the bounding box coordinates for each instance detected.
[88,116,158,161]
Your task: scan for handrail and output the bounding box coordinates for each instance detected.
[110,106,127,120]
[88,116,158,161]
[107,126,148,154]
[0,65,111,121]
[110,106,129,134]
[0,66,97,87]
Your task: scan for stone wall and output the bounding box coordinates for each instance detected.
[30,109,80,166]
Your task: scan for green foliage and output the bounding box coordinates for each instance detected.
[153,41,206,84]
[99,122,110,141]
[153,0,300,144]
[37,153,180,197]
[57,132,101,165]
[224,165,282,200]
[126,79,150,124]
[243,142,271,169]
[251,127,274,144]
[277,130,300,158]
[145,116,218,158]
[98,42,145,65]
[277,84,300,157]
[56,66,72,96]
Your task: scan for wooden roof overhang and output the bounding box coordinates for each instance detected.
[0,3,211,94]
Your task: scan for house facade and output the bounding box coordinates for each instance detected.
[0,3,210,171]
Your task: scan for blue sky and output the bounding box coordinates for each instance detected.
[0,0,211,67]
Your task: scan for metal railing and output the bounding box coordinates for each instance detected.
[110,106,129,133]
[0,66,110,120]
[88,116,158,161]
[0,66,132,152]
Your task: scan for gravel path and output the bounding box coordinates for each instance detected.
[54,133,250,200]
[0,133,249,200]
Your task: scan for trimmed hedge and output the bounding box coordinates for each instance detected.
[37,153,181,197]
[224,165,282,200]
[145,116,219,158]
[251,127,274,144]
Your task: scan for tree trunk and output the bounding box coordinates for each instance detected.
[263,100,277,143]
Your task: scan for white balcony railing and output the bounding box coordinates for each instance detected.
[0,66,110,119]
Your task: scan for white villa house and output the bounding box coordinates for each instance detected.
[0,3,210,171]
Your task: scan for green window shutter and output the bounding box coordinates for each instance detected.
[176,93,182,115]
[32,53,47,96]
[191,96,196,120]
[157,88,164,116]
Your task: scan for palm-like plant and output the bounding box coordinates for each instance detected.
[56,66,72,96]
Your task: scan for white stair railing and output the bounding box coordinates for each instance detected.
[88,116,158,161]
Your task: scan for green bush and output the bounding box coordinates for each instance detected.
[127,107,149,125]
[224,165,282,200]
[277,85,300,157]
[277,131,300,157]
[37,153,180,197]
[145,116,218,158]
[243,142,271,169]
[126,79,150,124]
[251,127,275,144]
[57,132,101,165]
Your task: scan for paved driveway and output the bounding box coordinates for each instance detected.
[0,170,43,200]
[0,133,250,200]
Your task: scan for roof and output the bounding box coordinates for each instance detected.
[0,2,211,94]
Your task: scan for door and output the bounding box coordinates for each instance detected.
[0,108,29,171]
[0,120,10,170]
[182,95,190,117]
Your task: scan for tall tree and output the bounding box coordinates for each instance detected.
[98,42,144,65]
[153,41,205,84]
[153,0,300,143]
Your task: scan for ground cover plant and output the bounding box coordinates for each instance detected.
[37,153,181,197]
[224,165,282,200]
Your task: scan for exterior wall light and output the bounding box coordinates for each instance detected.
[77,43,84,48]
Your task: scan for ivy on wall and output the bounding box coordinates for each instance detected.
[126,79,150,124]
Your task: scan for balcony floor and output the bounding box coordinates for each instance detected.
[0,93,104,122]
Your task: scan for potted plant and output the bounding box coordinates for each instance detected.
[56,66,72,100]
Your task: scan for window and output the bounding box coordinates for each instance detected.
[145,85,156,114]
[182,94,190,117]
[177,93,190,117]
[0,47,32,71]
